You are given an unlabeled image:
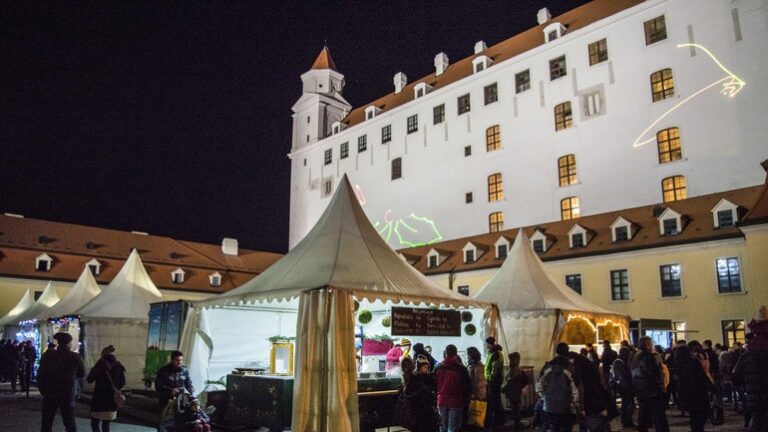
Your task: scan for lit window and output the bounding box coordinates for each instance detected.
[407,114,418,134]
[716,257,742,293]
[722,320,745,346]
[433,104,445,124]
[340,142,349,159]
[458,94,471,115]
[549,55,567,80]
[588,39,608,65]
[717,210,734,228]
[558,155,577,186]
[571,233,585,248]
[614,226,629,242]
[486,125,501,152]
[358,135,367,152]
[561,197,580,221]
[458,286,470,296]
[489,211,504,233]
[465,192,473,204]
[660,264,682,297]
[657,127,682,163]
[515,70,530,93]
[464,146,472,157]
[554,102,573,131]
[324,149,332,165]
[662,218,679,235]
[487,173,504,202]
[565,274,582,294]
[662,175,686,203]
[650,68,675,102]
[382,125,392,143]
[611,269,630,300]
[391,158,402,180]
[484,83,498,105]
[644,15,667,45]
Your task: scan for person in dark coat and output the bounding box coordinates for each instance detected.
[671,345,710,432]
[501,352,529,432]
[398,356,439,432]
[733,306,768,432]
[155,350,194,410]
[599,340,617,390]
[6,339,20,392]
[569,351,618,432]
[611,347,636,428]
[38,332,85,432]
[20,340,37,392]
[631,336,669,432]
[412,343,438,371]
[87,345,126,432]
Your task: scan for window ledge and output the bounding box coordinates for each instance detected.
[717,291,747,297]
[611,298,634,303]
[658,157,688,167]
[658,295,687,300]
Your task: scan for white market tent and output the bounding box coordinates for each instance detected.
[473,230,629,371]
[14,281,61,324]
[76,249,163,387]
[41,266,102,320]
[181,175,496,432]
[0,288,36,329]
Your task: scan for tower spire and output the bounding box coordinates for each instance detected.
[310,46,337,71]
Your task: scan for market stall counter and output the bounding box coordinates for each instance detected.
[225,373,401,432]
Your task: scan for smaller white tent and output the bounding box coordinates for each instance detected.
[76,249,163,387]
[13,281,61,324]
[41,266,102,320]
[0,289,36,328]
[474,230,629,370]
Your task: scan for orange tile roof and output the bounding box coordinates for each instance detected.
[742,160,768,226]
[0,215,282,293]
[342,0,643,127]
[311,46,337,71]
[398,185,763,275]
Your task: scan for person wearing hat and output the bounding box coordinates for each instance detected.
[399,338,412,361]
[180,398,211,432]
[38,332,85,432]
[87,345,126,432]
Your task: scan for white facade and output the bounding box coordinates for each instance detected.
[289,0,768,249]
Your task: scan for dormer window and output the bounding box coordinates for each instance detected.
[428,255,438,269]
[36,253,52,272]
[171,268,185,284]
[465,249,475,263]
[544,22,567,43]
[494,236,511,259]
[571,233,585,248]
[365,106,381,120]
[530,230,551,253]
[712,199,738,228]
[568,224,589,249]
[610,217,635,243]
[414,82,432,99]
[427,248,449,269]
[86,258,101,276]
[658,208,683,236]
[532,239,545,253]
[472,55,492,74]
[331,121,345,135]
[462,242,485,264]
[662,218,679,235]
[209,272,222,287]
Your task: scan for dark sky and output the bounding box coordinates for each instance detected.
[1,1,590,253]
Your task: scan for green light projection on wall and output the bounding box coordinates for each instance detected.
[358,185,444,248]
[633,43,745,148]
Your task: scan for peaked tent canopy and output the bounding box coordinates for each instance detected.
[14,281,61,323]
[40,267,101,320]
[77,248,163,319]
[474,230,628,369]
[0,288,36,327]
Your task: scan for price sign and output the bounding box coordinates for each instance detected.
[391,307,461,337]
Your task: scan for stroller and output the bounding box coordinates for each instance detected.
[160,388,194,432]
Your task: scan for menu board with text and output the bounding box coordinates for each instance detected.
[391,307,461,337]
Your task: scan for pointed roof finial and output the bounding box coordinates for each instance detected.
[311,46,337,71]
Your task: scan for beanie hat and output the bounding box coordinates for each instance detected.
[400,338,411,346]
[53,332,73,345]
[415,355,430,368]
[101,345,116,356]
[485,336,496,345]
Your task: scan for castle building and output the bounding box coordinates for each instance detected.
[288,0,768,251]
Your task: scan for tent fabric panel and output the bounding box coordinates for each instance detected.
[82,318,149,388]
[499,310,559,374]
[14,281,61,323]
[0,289,35,327]
[42,267,101,320]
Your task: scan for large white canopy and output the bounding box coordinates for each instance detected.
[14,281,61,323]
[77,248,163,319]
[40,266,101,320]
[199,175,489,309]
[0,288,36,326]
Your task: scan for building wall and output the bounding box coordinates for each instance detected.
[422,236,766,345]
[289,0,768,249]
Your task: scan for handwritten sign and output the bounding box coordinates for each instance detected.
[391,307,461,337]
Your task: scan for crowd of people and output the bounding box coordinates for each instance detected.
[0,338,37,393]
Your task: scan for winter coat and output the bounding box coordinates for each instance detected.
[571,353,615,416]
[673,356,711,412]
[484,350,503,389]
[87,355,126,413]
[181,409,210,429]
[467,359,487,401]
[37,347,85,400]
[412,344,438,371]
[536,355,579,415]
[600,347,618,377]
[501,366,529,404]
[401,373,439,432]
[155,364,194,407]
[631,350,665,400]
[732,350,768,411]
[610,358,633,393]
[435,355,471,409]
[385,346,403,371]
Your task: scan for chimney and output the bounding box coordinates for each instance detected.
[394,72,407,94]
[222,237,239,256]
[537,8,551,25]
[474,41,487,54]
[434,53,449,76]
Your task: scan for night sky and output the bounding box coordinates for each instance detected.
[2,1,590,253]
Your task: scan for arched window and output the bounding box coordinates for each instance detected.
[561,197,580,221]
[489,212,504,233]
[554,102,573,131]
[486,125,501,151]
[558,155,578,186]
[487,173,504,202]
[662,175,686,202]
[650,68,675,102]
[657,127,682,163]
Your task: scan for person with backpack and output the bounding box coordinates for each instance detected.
[631,336,669,432]
[611,347,636,428]
[435,344,471,432]
[536,343,580,432]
